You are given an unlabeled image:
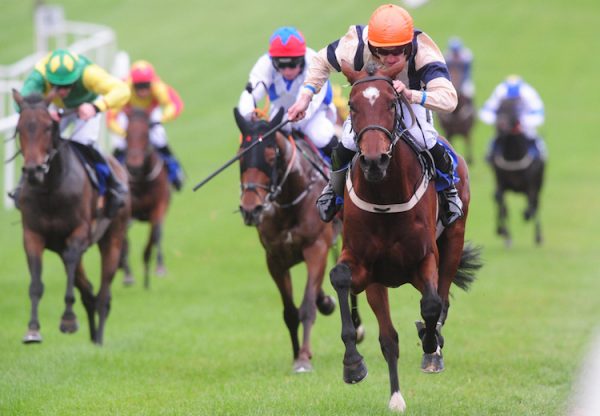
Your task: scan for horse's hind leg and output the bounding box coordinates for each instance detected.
[74,262,97,342]
[154,222,166,277]
[143,222,163,289]
[59,242,86,334]
[120,234,135,286]
[366,284,406,412]
[351,293,365,344]
[330,262,368,384]
[22,230,45,343]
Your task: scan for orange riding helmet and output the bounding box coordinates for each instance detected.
[368,4,414,47]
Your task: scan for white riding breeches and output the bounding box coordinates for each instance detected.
[111,107,168,150]
[341,102,439,152]
[58,112,102,146]
[287,103,337,149]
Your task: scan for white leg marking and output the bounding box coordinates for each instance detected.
[389,391,407,412]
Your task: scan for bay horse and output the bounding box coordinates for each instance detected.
[437,63,475,164]
[328,62,482,412]
[489,97,545,246]
[233,107,364,373]
[119,109,171,288]
[12,90,129,345]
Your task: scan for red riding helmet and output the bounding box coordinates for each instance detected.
[268,27,306,57]
[130,60,156,84]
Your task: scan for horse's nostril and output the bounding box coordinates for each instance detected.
[380,154,390,165]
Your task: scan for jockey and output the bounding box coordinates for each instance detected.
[444,36,475,100]
[107,60,185,190]
[288,4,463,226]
[479,75,547,160]
[238,27,338,163]
[15,48,130,216]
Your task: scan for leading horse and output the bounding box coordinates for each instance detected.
[489,97,545,246]
[328,63,481,412]
[12,90,129,345]
[119,109,171,288]
[437,63,476,164]
[234,107,363,372]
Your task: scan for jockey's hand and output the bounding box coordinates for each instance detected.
[288,92,312,122]
[49,110,61,122]
[392,80,413,101]
[78,103,97,120]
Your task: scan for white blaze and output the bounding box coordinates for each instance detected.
[362,86,380,106]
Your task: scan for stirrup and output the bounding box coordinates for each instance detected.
[316,184,341,223]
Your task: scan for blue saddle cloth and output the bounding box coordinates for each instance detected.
[434,140,460,192]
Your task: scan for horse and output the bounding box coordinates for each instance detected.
[437,62,476,164]
[12,90,130,345]
[489,97,545,247]
[233,107,364,373]
[118,109,171,288]
[328,62,482,412]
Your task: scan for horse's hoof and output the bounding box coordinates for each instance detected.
[343,358,368,384]
[155,265,167,277]
[504,238,513,249]
[317,294,336,315]
[22,330,42,344]
[388,391,407,412]
[59,318,79,334]
[123,274,135,286]
[421,347,444,373]
[355,324,366,344]
[293,358,313,373]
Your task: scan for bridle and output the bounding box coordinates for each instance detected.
[350,75,416,158]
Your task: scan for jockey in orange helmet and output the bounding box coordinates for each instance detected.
[288,4,462,226]
[107,60,185,190]
[238,27,338,163]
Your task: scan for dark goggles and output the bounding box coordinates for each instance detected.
[133,82,151,90]
[50,83,75,90]
[271,56,305,70]
[368,43,412,57]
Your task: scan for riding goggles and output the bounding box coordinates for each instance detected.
[271,56,305,70]
[50,83,75,90]
[368,43,412,57]
[133,82,151,90]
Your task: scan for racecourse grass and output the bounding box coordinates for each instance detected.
[1,0,599,415]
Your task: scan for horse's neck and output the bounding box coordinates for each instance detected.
[274,137,312,203]
[499,134,528,160]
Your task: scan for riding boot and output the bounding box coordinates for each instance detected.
[318,135,338,167]
[85,145,127,218]
[316,143,356,222]
[157,145,185,191]
[429,142,463,226]
[113,148,126,165]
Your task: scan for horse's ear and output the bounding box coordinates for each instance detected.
[341,60,360,84]
[270,107,284,129]
[12,89,24,108]
[233,107,248,133]
[44,89,57,106]
[380,61,405,80]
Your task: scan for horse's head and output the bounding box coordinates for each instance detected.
[496,97,523,136]
[234,107,284,226]
[342,61,404,182]
[125,109,151,177]
[13,89,59,185]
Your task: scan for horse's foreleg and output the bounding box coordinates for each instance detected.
[495,187,511,246]
[268,262,300,366]
[366,284,405,412]
[330,262,368,384]
[143,223,160,289]
[60,241,86,334]
[74,262,96,342]
[22,230,45,343]
[120,232,134,286]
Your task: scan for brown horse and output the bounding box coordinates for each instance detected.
[119,109,171,288]
[437,63,475,164]
[490,97,545,247]
[12,90,129,345]
[233,107,363,372]
[328,63,481,411]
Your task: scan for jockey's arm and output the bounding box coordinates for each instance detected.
[238,56,272,119]
[81,64,130,112]
[106,109,126,136]
[153,81,183,123]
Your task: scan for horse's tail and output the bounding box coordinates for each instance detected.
[453,241,483,291]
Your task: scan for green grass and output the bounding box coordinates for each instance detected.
[1,0,600,414]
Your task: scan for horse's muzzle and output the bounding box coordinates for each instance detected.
[239,205,264,226]
[23,164,47,185]
[359,153,390,182]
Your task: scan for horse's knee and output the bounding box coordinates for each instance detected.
[330,263,351,290]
